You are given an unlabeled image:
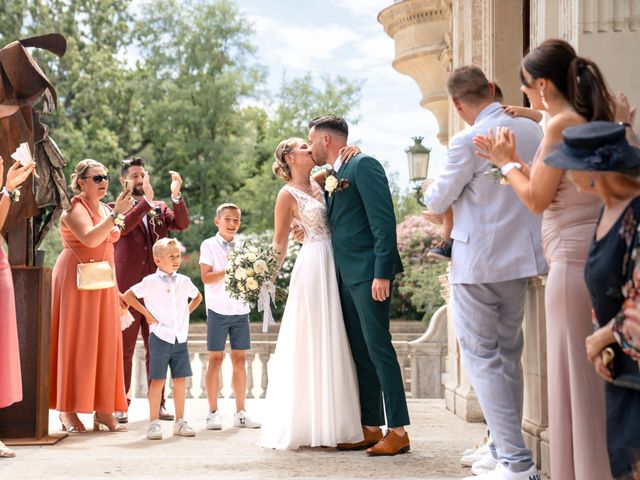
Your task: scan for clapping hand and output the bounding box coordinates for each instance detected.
[142,169,154,201]
[615,92,637,125]
[169,170,182,197]
[1,157,36,192]
[473,127,517,168]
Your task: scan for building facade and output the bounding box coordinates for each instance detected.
[379,0,640,475]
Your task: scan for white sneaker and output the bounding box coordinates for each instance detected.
[174,419,195,437]
[465,462,540,480]
[471,450,499,475]
[206,411,222,430]
[233,410,261,428]
[462,435,489,457]
[146,420,162,440]
[461,441,490,467]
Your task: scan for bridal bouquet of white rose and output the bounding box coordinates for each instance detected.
[225,244,281,332]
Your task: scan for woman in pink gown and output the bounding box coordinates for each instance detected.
[0,158,37,458]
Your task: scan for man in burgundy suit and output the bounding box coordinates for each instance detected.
[114,157,190,423]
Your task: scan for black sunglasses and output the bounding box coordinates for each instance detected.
[82,175,110,184]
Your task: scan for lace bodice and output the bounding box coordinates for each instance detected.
[283,181,331,242]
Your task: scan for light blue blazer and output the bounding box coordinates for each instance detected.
[425,102,548,284]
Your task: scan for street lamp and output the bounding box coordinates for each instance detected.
[405,136,431,205]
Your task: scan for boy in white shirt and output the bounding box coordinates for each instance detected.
[123,238,202,440]
[199,203,260,430]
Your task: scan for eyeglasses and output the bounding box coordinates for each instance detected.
[82,175,110,184]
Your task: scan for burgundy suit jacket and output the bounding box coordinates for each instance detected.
[113,198,189,291]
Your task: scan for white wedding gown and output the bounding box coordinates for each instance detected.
[259,182,363,450]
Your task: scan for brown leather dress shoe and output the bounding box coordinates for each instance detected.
[337,427,383,451]
[158,405,175,421]
[366,430,410,456]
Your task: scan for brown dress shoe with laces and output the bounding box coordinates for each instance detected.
[336,427,383,451]
[366,430,410,456]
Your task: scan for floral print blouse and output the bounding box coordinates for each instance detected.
[585,196,640,362]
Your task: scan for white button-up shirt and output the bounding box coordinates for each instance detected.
[199,233,250,315]
[130,269,200,344]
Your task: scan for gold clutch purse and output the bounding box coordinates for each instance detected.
[65,239,116,291]
[76,260,116,290]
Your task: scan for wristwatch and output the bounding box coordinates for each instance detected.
[171,193,182,203]
[620,122,633,129]
[500,162,522,176]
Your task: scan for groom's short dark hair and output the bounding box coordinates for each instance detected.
[308,115,349,139]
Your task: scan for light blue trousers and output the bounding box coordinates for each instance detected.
[452,278,534,473]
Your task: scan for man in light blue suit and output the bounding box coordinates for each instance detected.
[425,66,547,480]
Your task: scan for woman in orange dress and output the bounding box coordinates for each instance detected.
[49,159,132,432]
[0,158,36,458]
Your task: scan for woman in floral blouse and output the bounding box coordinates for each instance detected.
[546,120,640,479]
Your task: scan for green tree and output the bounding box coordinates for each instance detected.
[132,0,266,249]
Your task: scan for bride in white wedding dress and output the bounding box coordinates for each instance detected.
[259,137,364,450]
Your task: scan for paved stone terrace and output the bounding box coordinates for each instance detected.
[1,398,485,480]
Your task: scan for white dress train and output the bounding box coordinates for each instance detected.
[259,182,363,450]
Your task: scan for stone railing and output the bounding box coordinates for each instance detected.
[132,318,448,400]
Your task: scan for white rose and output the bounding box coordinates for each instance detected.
[234,256,243,266]
[253,260,268,274]
[235,267,247,280]
[246,252,257,262]
[246,277,259,290]
[325,175,338,192]
[248,246,258,253]
[246,268,255,277]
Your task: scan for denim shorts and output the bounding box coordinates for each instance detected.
[148,333,193,380]
[206,310,250,351]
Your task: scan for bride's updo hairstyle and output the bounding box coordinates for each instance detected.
[521,39,614,121]
[273,137,304,182]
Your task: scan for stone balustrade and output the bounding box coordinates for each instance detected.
[132,319,449,400]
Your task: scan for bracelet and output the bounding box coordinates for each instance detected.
[171,194,182,203]
[500,162,522,176]
[109,210,126,230]
[1,187,21,204]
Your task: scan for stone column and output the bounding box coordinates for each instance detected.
[521,276,549,474]
[378,0,453,145]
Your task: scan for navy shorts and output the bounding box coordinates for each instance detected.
[206,310,250,351]
[148,333,193,380]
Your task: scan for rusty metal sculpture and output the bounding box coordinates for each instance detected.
[0,33,70,264]
[0,33,69,443]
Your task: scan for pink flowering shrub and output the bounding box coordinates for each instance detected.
[391,215,447,321]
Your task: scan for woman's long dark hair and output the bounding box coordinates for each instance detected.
[522,39,614,121]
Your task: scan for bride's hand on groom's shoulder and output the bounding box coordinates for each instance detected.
[291,224,305,244]
[339,144,361,163]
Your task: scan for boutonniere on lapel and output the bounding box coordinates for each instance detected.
[325,169,351,197]
[148,206,163,226]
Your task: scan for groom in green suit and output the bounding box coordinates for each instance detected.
[308,115,410,456]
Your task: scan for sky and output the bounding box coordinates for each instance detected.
[234,0,446,190]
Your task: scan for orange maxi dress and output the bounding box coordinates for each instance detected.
[0,239,22,409]
[49,196,127,413]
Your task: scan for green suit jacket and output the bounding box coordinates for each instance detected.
[327,153,403,285]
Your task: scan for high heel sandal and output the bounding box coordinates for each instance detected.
[59,413,87,433]
[93,413,127,432]
[0,441,16,458]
